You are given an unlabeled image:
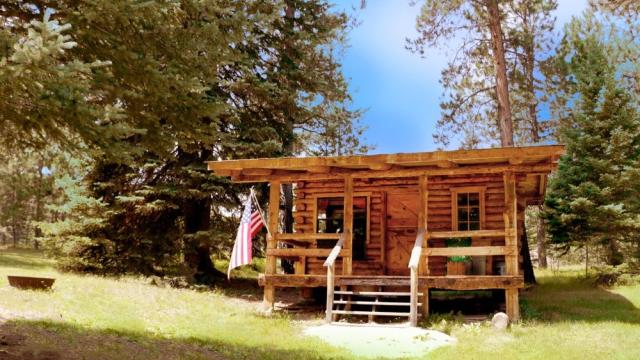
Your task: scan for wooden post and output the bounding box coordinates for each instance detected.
[503,172,520,321]
[409,229,425,327]
[418,175,429,318]
[325,263,335,323]
[264,180,281,309]
[409,265,419,326]
[343,176,353,275]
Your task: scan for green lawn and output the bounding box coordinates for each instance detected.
[1,249,640,359]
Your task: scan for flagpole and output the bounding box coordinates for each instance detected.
[251,187,271,237]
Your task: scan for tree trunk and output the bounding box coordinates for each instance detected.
[33,158,44,250]
[280,0,297,275]
[486,0,514,147]
[606,238,623,266]
[183,197,224,284]
[520,220,536,284]
[536,206,548,268]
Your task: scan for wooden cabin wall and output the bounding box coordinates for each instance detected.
[294,175,526,277]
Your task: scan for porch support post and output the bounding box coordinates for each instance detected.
[342,175,353,275]
[418,175,429,318]
[264,180,281,309]
[503,172,520,321]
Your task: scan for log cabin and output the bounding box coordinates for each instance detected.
[207,145,564,326]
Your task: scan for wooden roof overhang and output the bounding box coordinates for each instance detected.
[207,145,564,186]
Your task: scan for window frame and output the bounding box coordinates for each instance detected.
[450,186,486,231]
[312,192,371,257]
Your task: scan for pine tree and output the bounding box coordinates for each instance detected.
[0,10,132,153]
[2,1,368,280]
[544,18,640,266]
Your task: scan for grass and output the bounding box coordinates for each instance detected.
[1,249,640,359]
[0,249,342,359]
[429,269,640,360]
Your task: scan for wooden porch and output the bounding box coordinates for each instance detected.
[208,145,563,326]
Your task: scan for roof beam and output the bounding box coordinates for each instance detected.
[242,168,273,176]
[368,163,393,171]
[207,145,565,172]
[229,163,557,183]
[436,160,457,168]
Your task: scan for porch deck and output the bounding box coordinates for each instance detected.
[259,274,524,290]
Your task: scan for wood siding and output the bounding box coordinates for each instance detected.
[294,175,525,277]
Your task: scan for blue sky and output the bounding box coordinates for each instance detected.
[330,0,589,154]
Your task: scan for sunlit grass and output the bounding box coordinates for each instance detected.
[429,269,640,360]
[0,249,343,359]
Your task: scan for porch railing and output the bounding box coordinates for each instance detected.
[323,232,346,323]
[408,228,426,326]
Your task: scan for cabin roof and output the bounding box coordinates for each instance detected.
[207,145,564,185]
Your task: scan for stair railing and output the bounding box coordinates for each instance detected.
[323,232,346,323]
[408,228,426,326]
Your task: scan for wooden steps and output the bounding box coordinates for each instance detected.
[327,276,421,323]
[334,290,419,297]
[332,310,412,317]
[334,300,421,306]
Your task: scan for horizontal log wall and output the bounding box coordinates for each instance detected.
[294,175,524,277]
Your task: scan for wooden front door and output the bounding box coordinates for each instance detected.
[385,191,419,275]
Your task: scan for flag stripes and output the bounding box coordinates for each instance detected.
[228,193,264,278]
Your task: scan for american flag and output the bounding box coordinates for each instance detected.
[228,194,264,278]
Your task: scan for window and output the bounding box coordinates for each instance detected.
[316,196,368,260]
[452,188,484,231]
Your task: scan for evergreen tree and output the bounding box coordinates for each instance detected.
[1,1,368,280]
[544,18,640,266]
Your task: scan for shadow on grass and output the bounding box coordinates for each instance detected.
[0,318,346,360]
[0,249,54,271]
[521,272,640,324]
[213,277,262,301]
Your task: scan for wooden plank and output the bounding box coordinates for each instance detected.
[337,276,409,286]
[423,246,514,257]
[227,163,558,183]
[343,176,354,275]
[258,274,524,289]
[408,229,426,269]
[420,175,430,319]
[335,290,417,296]
[420,275,524,290]
[428,230,506,239]
[380,191,387,265]
[332,310,410,317]
[259,274,327,287]
[504,172,519,276]
[263,180,280,308]
[323,233,346,267]
[334,300,415,306]
[410,266,419,326]
[267,248,348,258]
[506,288,520,321]
[325,264,335,323]
[275,233,341,241]
[208,145,565,172]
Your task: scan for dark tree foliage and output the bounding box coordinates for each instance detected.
[1,1,368,281]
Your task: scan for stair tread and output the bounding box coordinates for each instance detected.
[333,300,421,306]
[332,310,411,317]
[335,291,421,296]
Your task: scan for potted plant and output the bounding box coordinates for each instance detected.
[445,237,472,275]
